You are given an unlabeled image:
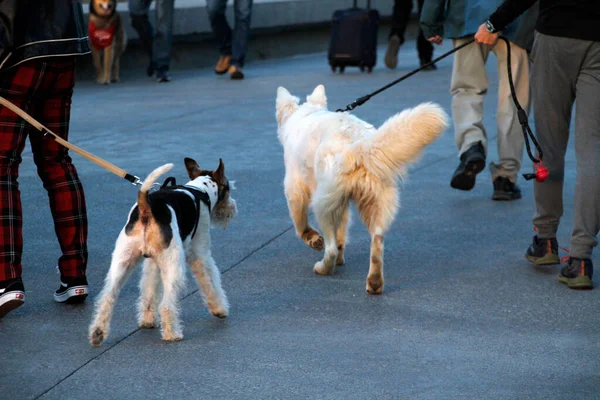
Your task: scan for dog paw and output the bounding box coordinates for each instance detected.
[139,321,157,329]
[211,309,228,319]
[366,275,384,295]
[302,229,324,251]
[314,261,332,275]
[89,326,106,347]
[336,254,345,266]
[111,78,120,83]
[162,332,184,342]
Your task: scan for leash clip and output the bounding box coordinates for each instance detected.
[131,176,142,186]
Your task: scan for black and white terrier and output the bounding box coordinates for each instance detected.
[89,158,237,345]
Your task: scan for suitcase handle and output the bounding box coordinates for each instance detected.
[353,0,371,9]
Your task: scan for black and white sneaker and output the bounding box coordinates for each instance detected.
[0,277,25,318]
[54,276,88,303]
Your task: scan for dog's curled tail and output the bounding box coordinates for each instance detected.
[137,163,175,218]
[359,102,449,176]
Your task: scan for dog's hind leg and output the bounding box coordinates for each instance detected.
[137,259,162,329]
[156,245,186,342]
[335,207,350,266]
[189,253,229,319]
[313,192,347,275]
[357,190,398,295]
[89,232,141,346]
[284,177,323,251]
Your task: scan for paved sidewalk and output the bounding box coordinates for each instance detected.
[1,40,599,399]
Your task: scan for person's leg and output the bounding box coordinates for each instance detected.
[207,0,233,74]
[128,0,154,75]
[570,40,600,261]
[416,0,434,66]
[207,0,232,58]
[0,64,36,284]
[231,0,253,68]
[451,39,490,155]
[530,33,579,240]
[385,0,412,69]
[28,59,88,282]
[488,39,529,200]
[449,39,491,190]
[153,0,175,76]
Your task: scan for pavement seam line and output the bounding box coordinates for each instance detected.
[34,327,142,399]
[34,224,295,399]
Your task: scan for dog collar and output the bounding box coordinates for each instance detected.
[89,20,117,50]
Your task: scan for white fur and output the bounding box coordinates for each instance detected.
[89,164,237,345]
[276,85,448,294]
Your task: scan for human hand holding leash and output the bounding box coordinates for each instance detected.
[475,23,500,46]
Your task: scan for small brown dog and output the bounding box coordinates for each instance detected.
[88,0,126,84]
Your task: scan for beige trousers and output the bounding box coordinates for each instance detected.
[451,37,530,182]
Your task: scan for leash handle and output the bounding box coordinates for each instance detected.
[0,96,142,186]
[498,37,546,182]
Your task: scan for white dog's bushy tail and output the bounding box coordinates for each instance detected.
[356,102,448,177]
[137,163,174,218]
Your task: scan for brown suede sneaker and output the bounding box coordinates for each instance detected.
[228,65,244,80]
[215,55,232,75]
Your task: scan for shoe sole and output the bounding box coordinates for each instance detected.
[215,68,229,75]
[525,253,561,265]
[54,286,88,303]
[230,72,244,80]
[450,157,485,191]
[558,275,593,290]
[0,291,24,318]
[492,190,522,201]
[385,36,401,69]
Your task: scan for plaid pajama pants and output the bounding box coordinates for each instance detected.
[0,58,88,282]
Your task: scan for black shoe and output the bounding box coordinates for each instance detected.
[525,235,560,265]
[54,276,88,303]
[492,177,522,201]
[0,277,25,318]
[146,63,156,78]
[450,142,486,191]
[156,68,171,83]
[420,59,437,71]
[559,258,593,290]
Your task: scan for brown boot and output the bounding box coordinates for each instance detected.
[215,55,231,75]
[228,65,244,80]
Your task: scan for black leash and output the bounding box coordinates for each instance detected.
[336,36,548,182]
[336,38,476,113]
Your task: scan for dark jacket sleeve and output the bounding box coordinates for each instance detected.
[489,0,539,31]
[0,0,19,68]
[420,0,447,38]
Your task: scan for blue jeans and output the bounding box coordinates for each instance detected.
[129,0,174,71]
[206,0,253,67]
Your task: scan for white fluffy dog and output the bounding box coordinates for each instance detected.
[276,85,448,294]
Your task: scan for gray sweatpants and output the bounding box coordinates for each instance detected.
[530,32,600,259]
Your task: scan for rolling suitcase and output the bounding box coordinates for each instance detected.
[328,0,380,73]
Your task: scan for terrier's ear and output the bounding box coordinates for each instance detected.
[213,158,226,183]
[184,157,201,180]
[306,84,327,107]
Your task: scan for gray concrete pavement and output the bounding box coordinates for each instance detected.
[1,40,599,399]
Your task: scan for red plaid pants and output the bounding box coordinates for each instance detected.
[0,58,88,282]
